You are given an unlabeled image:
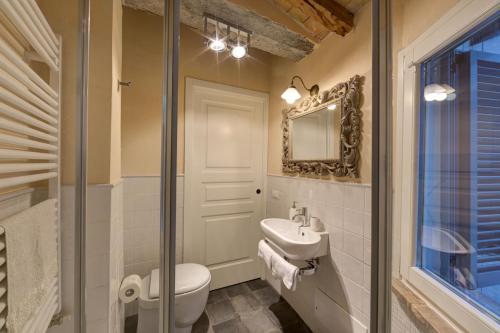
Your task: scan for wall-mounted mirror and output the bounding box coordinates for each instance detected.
[289,100,342,161]
[282,75,362,178]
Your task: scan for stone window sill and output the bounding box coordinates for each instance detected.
[392,279,460,333]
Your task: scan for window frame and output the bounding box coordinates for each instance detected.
[394,1,500,332]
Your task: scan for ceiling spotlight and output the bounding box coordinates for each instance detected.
[327,103,337,110]
[281,75,319,104]
[424,83,455,102]
[208,38,226,52]
[231,45,247,59]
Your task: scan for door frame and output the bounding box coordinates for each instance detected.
[183,77,269,266]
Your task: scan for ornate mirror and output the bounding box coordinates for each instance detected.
[282,75,362,178]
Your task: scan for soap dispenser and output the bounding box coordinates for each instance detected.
[289,201,298,220]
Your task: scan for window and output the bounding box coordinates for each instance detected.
[396,2,500,332]
[417,12,500,323]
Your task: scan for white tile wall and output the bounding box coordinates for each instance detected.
[122,176,184,317]
[48,182,124,333]
[266,175,372,331]
[123,176,184,277]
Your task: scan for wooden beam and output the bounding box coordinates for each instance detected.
[309,0,354,35]
[266,0,354,39]
[123,0,316,61]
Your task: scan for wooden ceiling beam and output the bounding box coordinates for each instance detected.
[122,0,316,61]
[266,0,354,40]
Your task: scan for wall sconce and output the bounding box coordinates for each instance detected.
[281,75,319,104]
[204,14,251,59]
[424,83,456,102]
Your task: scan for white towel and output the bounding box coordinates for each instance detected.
[0,199,58,332]
[271,254,299,291]
[258,240,273,271]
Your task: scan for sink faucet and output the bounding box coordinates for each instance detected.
[292,206,309,227]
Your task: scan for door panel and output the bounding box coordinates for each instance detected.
[184,78,268,289]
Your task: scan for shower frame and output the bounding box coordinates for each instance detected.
[73,0,392,332]
[74,0,180,332]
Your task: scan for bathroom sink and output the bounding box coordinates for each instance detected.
[260,218,328,260]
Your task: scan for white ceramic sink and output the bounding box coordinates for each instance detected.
[260,218,328,260]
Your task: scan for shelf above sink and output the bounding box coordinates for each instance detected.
[260,218,329,260]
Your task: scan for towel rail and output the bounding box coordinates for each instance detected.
[0,172,58,189]
[0,88,58,124]
[0,163,57,174]
[0,1,57,70]
[0,116,57,141]
[0,53,57,106]
[0,101,57,132]
[0,148,57,160]
[0,133,58,151]
[0,36,56,98]
[20,1,57,52]
[0,0,62,330]
[11,1,56,59]
[0,68,57,116]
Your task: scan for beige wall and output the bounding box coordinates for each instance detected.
[268,2,372,184]
[36,0,78,185]
[121,8,274,176]
[38,0,122,185]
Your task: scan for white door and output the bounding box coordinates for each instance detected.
[184,78,268,289]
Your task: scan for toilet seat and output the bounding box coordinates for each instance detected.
[148,263,211,299]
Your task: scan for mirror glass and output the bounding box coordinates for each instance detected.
[290,100,341,160]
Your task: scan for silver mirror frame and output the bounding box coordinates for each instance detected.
[282,75,363,177]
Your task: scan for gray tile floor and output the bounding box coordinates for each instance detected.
[125,279,312,333]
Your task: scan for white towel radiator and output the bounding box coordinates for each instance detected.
[0,0,61,332]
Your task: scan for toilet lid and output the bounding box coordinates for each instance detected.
[149,264,211,298]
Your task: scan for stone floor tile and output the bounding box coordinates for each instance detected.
[208,288,230,304]
[193,311,213,333]
[231,293,261,313]
[212,318,250,333]
[206,299,237,325]
[246,279,270,291]
[225,283,252,298]
[253,286,282,306]
[239,309,282,333]
[269,301,301,327]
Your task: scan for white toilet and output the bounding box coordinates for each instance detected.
[137,263,211,333]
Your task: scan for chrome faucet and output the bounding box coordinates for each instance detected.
[292,206,309,227]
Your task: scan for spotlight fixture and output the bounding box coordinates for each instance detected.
[281,75,320,104]
[208,38,226,52]
[204,14,251,59]
[424,83,456,102]
[327,103,337,110]
[231,45,247,59]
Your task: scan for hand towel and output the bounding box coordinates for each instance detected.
[258,240,273,271]
[0,199,58,332]
[271,254,299,291]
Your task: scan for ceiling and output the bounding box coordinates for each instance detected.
[122,0,369,61]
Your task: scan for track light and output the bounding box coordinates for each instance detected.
[204,15,251,60]
[208,38,226,52]
[231,45,247,59]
